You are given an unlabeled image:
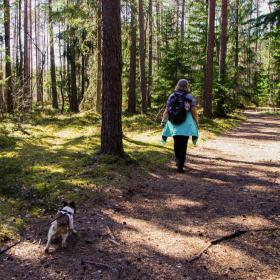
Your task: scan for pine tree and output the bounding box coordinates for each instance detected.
[101,0,124,155]
[4,0,13,113]
[203,0,216,118]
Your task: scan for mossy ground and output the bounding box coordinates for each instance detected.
[0,110,244,243]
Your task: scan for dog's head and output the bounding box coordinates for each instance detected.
[62,201,76,214]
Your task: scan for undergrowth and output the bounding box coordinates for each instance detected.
[0,110,244,243]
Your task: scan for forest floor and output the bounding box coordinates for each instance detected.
[0,111,280,280]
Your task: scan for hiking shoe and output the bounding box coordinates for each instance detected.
[177,167,184,173]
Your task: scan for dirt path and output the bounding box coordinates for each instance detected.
[1,111,280,280]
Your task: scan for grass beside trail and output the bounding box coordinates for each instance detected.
[0,110,244,243]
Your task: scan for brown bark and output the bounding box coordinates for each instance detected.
[0,51,4,112]
[35,0,43,103]
[127,0,137,114]
[138,0,147,114]
[69,44,79,113]
[18,0,23,85]
[155,0,161,68]
[203,0,216,118]
[101,0,124,155]
[219,0,228,81]
[234,0,239,75]
[147,0,153,108]
[96,0,102,114]
[29,0,32,103]
[49,0,58,109]
[4,0,13,113]
[58,24,65,113]
[23,0,30,110]
[255,0,259,53]
[181,0,186,40]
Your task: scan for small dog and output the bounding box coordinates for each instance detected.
[44,201,77,253]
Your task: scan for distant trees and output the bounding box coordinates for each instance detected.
[0,0,278,117]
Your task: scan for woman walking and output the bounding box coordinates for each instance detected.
[161,79,199,173]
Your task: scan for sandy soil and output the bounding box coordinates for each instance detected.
[1,111,279,280]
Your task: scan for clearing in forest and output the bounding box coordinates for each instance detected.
[0,111,279,280]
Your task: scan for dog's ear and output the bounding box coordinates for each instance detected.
[62,201,68,207]
[69,201,76,212]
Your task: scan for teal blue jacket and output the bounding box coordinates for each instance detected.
[162,112,199,145]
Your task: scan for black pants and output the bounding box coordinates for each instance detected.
[173,136,189,169]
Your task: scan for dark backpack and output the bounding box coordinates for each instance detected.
[168,92,191,125]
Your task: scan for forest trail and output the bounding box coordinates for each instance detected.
[1,111,280,280]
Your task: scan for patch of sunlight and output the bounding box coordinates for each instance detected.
[168,197,204,208]
[0,151,19,158]
[55,126,99,140]
[203,177,232,185]
[176,224,208,234]
[147,172,164,179]
[32,164,65,174]
[56,128,82,139]
[245,185,275,193]
[82,126,100,136]
[207,242,277,278]
[221,215,274,229]
[62,178,96,188]
[108,212,207,258]
[10,241,45,262]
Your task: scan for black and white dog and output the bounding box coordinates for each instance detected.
[44,201,77,253]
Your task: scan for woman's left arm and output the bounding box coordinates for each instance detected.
[191,107,199,128]
[161,107,169,127]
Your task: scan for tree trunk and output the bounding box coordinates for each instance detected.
[147,0,153,108]
[234,0,239,80]
[35,0,43,103]
[181,0,186,40]
[127,0,137,114]
[4,0,13,113]
[29,0,33,104]
[23,0,30,111]
[138,0,147,114]
[49,0,59,109]
[203,0,216,118]
[58,24,65,113]
[0,46,4,112]
[155,0,161,68]
[219,0,228,81]
[255,0,259,54]
[18,0,23,83]
[69,44,79,112]
[96,0,102,114]
[101,0,124,156]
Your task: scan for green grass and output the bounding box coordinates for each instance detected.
[0,110,244,243]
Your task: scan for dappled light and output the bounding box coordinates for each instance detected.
[0,0,279,277]
[0,111,279,279]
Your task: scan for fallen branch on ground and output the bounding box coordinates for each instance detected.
[105,225,120,245]
[0,240,23,255]
[187,227,280,263]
